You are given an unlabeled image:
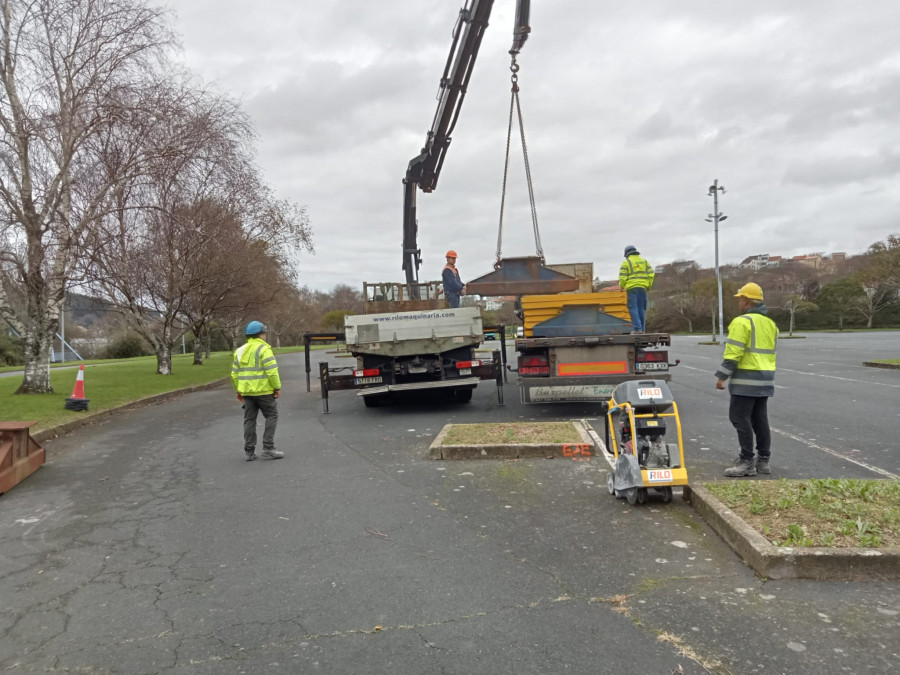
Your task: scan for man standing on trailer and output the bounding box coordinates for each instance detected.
[715,283,778,477]
[619,245,654,333]
[442,250,466,308]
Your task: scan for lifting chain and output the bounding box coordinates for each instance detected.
[495,53,544,268]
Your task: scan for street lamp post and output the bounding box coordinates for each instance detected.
[706,180,727,344]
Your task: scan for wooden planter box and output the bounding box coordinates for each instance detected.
[0,421,46,495]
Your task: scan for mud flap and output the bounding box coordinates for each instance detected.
[613,453,644,492]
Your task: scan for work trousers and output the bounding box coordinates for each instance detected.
[729,394,770,461]
[627,287,648,332]
[242,394,278,452]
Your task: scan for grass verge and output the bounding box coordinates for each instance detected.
[704,478,900,548]
[868,358,900,365]
[0,353,235,432]
[440,422,582,445]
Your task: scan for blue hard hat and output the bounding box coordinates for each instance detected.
[624,245,638,257]
[245,320,266,336]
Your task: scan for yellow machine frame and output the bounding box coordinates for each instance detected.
[606,399,689,488]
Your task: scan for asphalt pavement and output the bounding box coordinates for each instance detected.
[1,332,898,674]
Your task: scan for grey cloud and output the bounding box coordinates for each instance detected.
[170,0,900,290]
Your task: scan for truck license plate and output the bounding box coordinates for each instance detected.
[636,362,668,371]
[355,376,383,385]
[459,368,472,375]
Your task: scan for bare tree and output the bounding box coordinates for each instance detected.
[90,83,312,373]
[656,292,697,333]
[851,234,900,329]
[0,0,171,393]
[781,294,817,336]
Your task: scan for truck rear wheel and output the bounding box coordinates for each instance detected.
[454,388,473,403]
[363,394,385,408]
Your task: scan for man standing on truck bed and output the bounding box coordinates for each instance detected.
[619,245,655,333]
[442,250,466,308]
[715,282,778,477]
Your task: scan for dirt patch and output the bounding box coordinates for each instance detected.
[439,422,582,446]
[704,479,900,548]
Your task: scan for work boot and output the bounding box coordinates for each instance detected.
[724,457,757,477]
[756,458,771,474]
[245,452,257,462]
[261,449,284,460]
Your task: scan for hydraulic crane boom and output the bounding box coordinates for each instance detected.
[402,0,531,286]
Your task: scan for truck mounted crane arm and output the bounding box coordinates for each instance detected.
[402,0,530,286]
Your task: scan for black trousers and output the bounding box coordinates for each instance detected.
[729,395,770,461]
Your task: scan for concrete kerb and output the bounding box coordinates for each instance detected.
[683,484,900,581]
[429,421,595,460]
[32,378,230,444]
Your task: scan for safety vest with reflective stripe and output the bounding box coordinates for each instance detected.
[231,337,281,395]
[714,306,778,397]
[618,254,655,291]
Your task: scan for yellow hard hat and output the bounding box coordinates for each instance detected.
[735,282,764,301]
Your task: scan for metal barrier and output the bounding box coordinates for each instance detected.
[303,332,347,392]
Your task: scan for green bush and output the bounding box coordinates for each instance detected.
[0,332,24,366]
[105,333,151,359]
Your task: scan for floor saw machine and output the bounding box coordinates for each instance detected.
[597,380,688,505]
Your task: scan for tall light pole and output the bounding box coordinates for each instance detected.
[706,180,727,344]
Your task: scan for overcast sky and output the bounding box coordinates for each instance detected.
[167,0,900,290]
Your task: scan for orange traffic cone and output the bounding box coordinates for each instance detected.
[64,364,89,411]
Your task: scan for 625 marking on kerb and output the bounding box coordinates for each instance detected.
[563,443,593,461]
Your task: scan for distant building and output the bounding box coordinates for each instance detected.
[653,260,697,274]
[792,253,823,269]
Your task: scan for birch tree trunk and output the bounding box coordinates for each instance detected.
[155,343,173,375]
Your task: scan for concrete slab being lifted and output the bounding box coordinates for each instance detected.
[465,256,581,297]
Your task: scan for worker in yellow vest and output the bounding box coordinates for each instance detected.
[618,245,655,333]
[231,321,283,461]
[715,283,778,477]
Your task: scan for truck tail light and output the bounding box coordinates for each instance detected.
[455,360,482,369]
[636,350,668,363]
[353,368,381,377]
[519,355,550,376]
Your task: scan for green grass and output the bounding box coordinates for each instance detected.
[441,422,582,445]
[0,345,314,432]
[705,478,900,548]
[869,358,900,365]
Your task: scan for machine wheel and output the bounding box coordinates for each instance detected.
[363,395,383,408]
[625,487,638,505]
[607,473,616,495]
[454,388,473,403]
[660,486,673,503]
[636,488,649,505]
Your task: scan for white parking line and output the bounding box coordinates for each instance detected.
[677,365,709,373]
[778,367,900,388]
[772,427,899,479]
[816,361,869,369]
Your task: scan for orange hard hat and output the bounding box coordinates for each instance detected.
[445,250,458,258]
